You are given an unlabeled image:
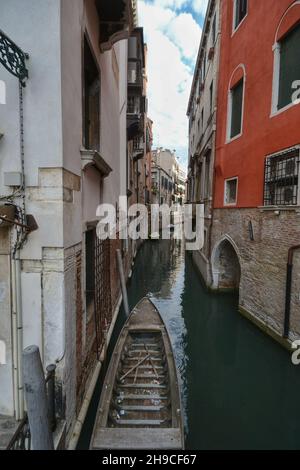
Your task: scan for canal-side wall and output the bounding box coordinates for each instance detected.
[210,208,300,343]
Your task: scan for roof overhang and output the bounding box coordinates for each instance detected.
[96,0,134,52]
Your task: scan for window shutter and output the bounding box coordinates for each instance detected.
[278,23,300,110]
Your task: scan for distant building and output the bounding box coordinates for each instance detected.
[187,0,221,284]
[151,148,186,206]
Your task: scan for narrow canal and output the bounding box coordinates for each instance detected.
[78,239,300,450]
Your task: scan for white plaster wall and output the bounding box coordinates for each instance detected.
[0,230,14,415]
[82,167,101,226]
[0,0,64,416]
[22,272,43,354]
[100,47,122,207]
[0,0,63,189]
[43,270,65,365]
[60,0,84,249]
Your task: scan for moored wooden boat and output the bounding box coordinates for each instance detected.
[90,297,184,450]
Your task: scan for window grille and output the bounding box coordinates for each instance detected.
[264,149,300,206]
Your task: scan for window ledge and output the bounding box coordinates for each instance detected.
[270,101,300,118]
[226,132,242,144]
[258,205,300,212]
[80,149,112,177]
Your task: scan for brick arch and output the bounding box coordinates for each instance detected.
[275,1,300,43]
[0,80,6,105]
[211,235,241,290]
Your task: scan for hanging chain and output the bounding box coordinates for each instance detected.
[17,81,27,240]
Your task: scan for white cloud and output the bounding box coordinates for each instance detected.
[153,0,187,8]
[166,12,202,61]
[152,0,209,17]
[139,0,203,164]
[192,0,209,16]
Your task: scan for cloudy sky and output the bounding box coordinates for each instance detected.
[138,0,208,168]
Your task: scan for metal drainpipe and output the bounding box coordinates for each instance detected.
[11,255,19,420]
[11,248,24,420]
[283,245,300,339]
[15,252,24,418]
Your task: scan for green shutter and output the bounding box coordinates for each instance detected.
[278,23,300,110]
[230,79,244,138]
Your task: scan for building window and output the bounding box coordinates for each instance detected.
[85,229,95,322]
[212,14,216,44]
[264,148,300,206]
[127,95,140,114]
[83,37,100,151]
[278,23,300,110]
[201,108,204,132]
[210,81,214,114]
[205,156,210,198]
[225,178,238,205]
[234,0,248,30]
[229,78,244,139]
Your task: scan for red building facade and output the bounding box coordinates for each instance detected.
[210,0,300,344]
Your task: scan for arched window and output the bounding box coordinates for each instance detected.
[226,64,246,142]
[272,2,300,115]
[0,80,6,105]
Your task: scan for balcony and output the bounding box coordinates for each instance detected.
[96,0,134,52]
[127,114,144,140]
[128,61,143,88]
[127,95,144,139]
[132,136,144,160]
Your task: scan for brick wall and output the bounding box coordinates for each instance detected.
[211,208,300,340]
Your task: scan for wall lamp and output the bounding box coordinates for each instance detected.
[0,205,38,232]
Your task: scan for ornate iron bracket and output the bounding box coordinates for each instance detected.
[0,29,29,86]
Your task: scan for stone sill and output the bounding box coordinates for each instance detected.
[80,149,112,177]
[258,205,300,213]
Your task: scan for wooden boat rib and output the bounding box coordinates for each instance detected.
[90,297,184,450]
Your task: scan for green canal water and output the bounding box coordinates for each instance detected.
[78,239,300,450]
